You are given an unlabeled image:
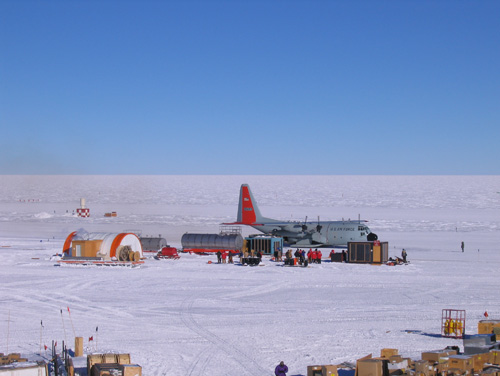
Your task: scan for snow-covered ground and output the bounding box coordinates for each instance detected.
[1,175,499,376]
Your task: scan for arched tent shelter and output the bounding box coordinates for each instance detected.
[63,230,143,261]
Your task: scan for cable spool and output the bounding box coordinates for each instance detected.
[118,246,132,261]
[133,251,140,262]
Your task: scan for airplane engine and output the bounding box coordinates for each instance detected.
[367,232,378,241]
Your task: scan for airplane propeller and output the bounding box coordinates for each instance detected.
[316,215,322,232]
[301,216,308,231]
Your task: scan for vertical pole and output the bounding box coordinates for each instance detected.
[60,309,67,346]
[40,321,43,354]
[6,310,10,353]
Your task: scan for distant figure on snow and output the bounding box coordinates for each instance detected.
[330,249,335,262]
[275,361,288,376]
[402,249,407,263]
[461,241,465,252]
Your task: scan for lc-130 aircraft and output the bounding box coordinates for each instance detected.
[225,184,378,248]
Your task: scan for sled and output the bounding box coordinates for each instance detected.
[155,247,180,260]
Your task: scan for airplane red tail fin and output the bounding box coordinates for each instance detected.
[238,184,258,224]
[223,184,269,226]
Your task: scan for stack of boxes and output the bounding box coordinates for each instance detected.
[478,321,500,335]
[348,347,500,376]
[308,320,500,376]
[86,353,142,376]
[0,353,28,365]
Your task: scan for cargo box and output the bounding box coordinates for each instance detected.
[121,364,142,376]
[308,365,323,376]
[87,354,103,372]
[0,356,10,365]
[414,360,434,376]
[381,349,399,359]
[436,361,449,375]
[91,363,123,376]
[389,356,404,363]
[448,355,473,372]
[472,352,490,372]
[357,359,385,376]
[421,349,457,363]
[102,353,116,364]
[479,321,500,335]
[388,359,409,373]
[116,354,131,365]
[8,353,20,360]
[490,350,500,365]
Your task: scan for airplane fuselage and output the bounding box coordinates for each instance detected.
[251,221,372,248]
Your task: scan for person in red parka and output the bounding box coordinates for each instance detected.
[275,361,288,376]
[317,250,322,264]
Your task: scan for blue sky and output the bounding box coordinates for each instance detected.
[1,0,499,174]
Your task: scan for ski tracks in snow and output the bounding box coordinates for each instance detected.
[181,294,268,376]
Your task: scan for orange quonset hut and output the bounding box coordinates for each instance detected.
[63,231,143,261]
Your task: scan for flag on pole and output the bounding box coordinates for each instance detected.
[89,336,93,341]
[41,320,44,328]
[67,307,70,314]
[44,345,47,350]
[96,326,98,332]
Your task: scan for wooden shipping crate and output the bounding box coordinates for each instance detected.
[121,364,142,376]
[8,353,20,360]
[471,352,490,372]
[448,355,473,372]
[91,363,122,376]
[435,361,449,376]
[87,354,103,373]
[357,359,384,376]
[102,353,116,364]
[422,349,457,363]
[490,350,500,365]
[116,353,131,365]
[478,320,500,335]
[381,349,399,358]
[414,360,435,376]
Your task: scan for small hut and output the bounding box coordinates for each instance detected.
[63,230,143,261]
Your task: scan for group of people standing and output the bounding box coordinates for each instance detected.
[216,250,234,264]
[283,248,324,265]
[216,249,264,264]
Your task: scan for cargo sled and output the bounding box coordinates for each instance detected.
[155,247,180,260]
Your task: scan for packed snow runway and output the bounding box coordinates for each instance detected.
[1,175,499,375]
